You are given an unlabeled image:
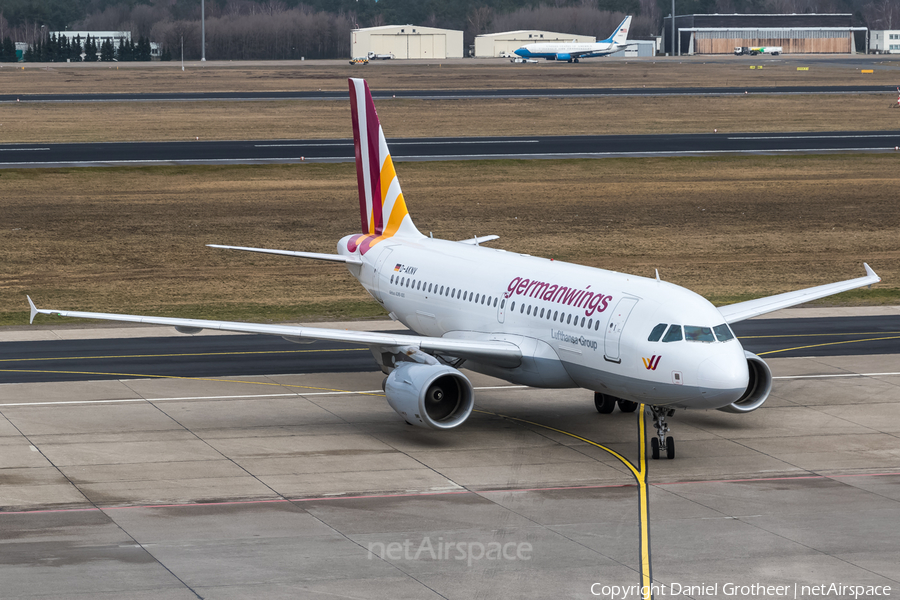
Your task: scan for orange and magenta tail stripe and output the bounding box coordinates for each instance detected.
[347,78,416,255]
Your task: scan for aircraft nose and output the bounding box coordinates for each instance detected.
[514,48,525,57]
[697,352,748,406]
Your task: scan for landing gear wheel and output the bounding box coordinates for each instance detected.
[649,406,675,460]
[594,392,616,414]
[617,399,638,413]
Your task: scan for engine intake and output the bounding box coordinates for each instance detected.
[384,363,475,429]
[718,351,772,414]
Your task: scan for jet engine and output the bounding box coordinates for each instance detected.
[717,351,773,414]
[555,53,571,61]
[384,362,475,429]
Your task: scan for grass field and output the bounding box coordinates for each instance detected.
[3,57,899,95]
[3,93,900,143]
[2,155,898,326]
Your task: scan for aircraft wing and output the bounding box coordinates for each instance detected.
[207,244,361,264]
[26,297,522,368]
[717,263,880,324]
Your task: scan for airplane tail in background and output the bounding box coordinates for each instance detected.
[347,78,421,255]
[607,16,632,45]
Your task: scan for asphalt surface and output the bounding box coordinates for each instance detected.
[2,84,898,103]
[3,130,900,168]
[1,315,897,384]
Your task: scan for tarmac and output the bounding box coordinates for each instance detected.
[1,308,898,599]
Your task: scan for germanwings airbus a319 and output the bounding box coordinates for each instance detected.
[28,78,881,459]
[514,16,633,63]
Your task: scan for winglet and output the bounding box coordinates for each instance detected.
[864,262,879,281]
[27,295,38,324]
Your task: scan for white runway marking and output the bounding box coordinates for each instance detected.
[774,372,900,380]
[0,384,528,407]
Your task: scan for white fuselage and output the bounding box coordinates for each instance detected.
[515,41,625,60]
[339,234,750,410]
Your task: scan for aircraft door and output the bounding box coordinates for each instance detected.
[497,296,506,323]
[604,297,638,363]
[370,247,394,302]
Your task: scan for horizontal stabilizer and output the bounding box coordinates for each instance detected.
[458,235,499,245]
[207,244,361,264]
[717,263,881,324]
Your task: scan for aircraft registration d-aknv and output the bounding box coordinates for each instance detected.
[29,78,881,459]
[513,15,633,63]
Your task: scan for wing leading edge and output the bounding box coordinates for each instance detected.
[717,263,880,324]
[26,297,522,368]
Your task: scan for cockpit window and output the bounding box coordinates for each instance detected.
[648,323,667,342]
[662,325,683,343]
[713,323,735,342]
[684,326,715,342]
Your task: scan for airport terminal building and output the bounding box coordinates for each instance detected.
[662,14,865,55]
[351,25,463,59]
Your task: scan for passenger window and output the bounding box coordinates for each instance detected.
[526,305,531,316]
[511,302,516,311]
[595,321,600,331]
[648,323,667,342]
[500,299,505,309]
[580,317,585,327]
[428,283,432,293]
[440,286,444,295]
[553,311,558,321]
[713,323,735,342]
[452,288,456,297]
[587,318,592,329]
[684,326,715,342]
[566,314,572,325]
[390,275,394,284]
[540,308,545,318]
[662,325,683,343]
[520,304,525,314]
[417,281,422,290]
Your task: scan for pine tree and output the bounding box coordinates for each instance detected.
[1,37,15,62]
[84,35,97,61]
[99,38,115,61]
[138,36,152,61]
[72,36,83,61]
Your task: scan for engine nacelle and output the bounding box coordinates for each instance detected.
[384,363,475,430]
[556,53,571,61]
[717,351,772,414]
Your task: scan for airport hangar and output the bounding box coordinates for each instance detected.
[662,13,868,56]
[350,24,463,59]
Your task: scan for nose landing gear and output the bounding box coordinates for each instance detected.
[649,406,675,460]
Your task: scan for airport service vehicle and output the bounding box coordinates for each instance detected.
[367,51,394,60]
[28,78,881,460]
[734,46,782,56]
[514,16,632,63]
[511,57,538,64]
[349,57,369,65]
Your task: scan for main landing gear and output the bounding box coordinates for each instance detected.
[649,405,675,460]
[593,392,638,414]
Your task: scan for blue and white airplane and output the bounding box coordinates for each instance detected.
[514,16,633,63]
[28,78,881,460]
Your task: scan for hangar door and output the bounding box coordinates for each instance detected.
[408,34,446,59]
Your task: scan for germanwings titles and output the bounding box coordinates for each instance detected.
[28,78,881,460]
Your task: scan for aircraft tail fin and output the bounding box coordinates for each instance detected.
[347,78,422,255]
[606,15,632,45]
